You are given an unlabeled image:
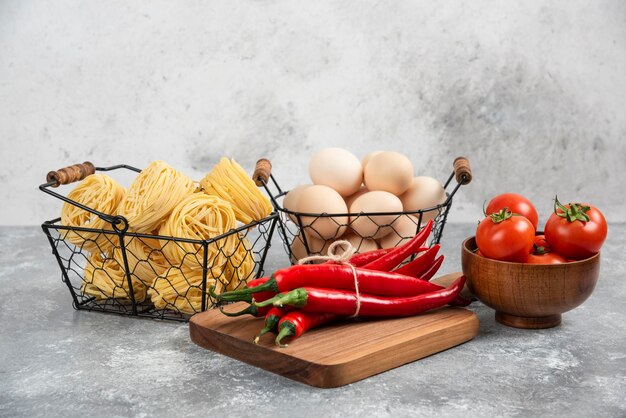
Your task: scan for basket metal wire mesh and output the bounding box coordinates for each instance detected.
[40,163,278,321]
[259,157,471,264]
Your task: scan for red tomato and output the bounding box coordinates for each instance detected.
[525,252,567,264]
[533,234,552,253]
[476,209,535,262]
[486,193,539,230]
[544,199,607,260]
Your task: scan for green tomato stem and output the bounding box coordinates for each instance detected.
[554,196,590,223]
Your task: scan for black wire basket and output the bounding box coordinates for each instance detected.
[258,157,472,264]
[40,162,279,322]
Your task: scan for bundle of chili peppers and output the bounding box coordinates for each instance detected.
[213,220,470,347]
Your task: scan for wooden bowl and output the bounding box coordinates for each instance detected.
[461,236,600,329]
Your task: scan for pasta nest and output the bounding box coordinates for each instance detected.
[82,251,147,302]
[61,174,126,254]
[117,160,197,233]
[222,236,256,291]
[113,236,171,288]
[200,157,273,224]
[149,266,225,314]
[159,193,238,273]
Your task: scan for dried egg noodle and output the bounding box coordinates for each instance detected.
[200,158,272,224]
[117,160,197,233]
[159,193,238,273]
[82,251,147,302]
[113,236,170,288]
[149,267,225,314]
[61,174,126,254]
[223,237,255,291]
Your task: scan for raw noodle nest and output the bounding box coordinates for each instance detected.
[200,157,273,224]
[113,236,171,288]
[149,266,226,314]
[117,160,197,233]
[82,251,147,302]
[159,193,238,273]
[61,174,126,254]
[223,236,255,291]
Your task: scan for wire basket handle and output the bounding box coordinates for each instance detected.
[47,161,96,188]
[253,158,272,186]
[40,162,142,232]
[453,156,472,185]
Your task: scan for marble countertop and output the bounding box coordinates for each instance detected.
[1,224,624,417]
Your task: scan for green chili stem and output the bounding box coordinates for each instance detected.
[258,288,308,309]
[254,293,286,308]
[275,323,296,347]
[253,316,281,344]
[219,303,259,317]
[217,277,278,302]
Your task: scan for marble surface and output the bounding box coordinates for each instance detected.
[0,224,624,417]
[1,0,626,225]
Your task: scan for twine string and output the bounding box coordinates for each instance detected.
[298,240,361,318]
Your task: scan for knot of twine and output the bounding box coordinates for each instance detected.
[298,240,361,318]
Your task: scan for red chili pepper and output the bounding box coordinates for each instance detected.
[253,306,294,344]
[420,255,444,281]
[222,264,448,299]
[347,248,392,267]
[217,232,429,304]
[274,310,338,347]
[258,275,466,318]
[243,277,275,302]
[362,220,433,271]
[220,258,466,305]
[393,245,440,277]
[217,249,393,304]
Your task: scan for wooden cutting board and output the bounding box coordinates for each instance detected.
[190,273,479,388]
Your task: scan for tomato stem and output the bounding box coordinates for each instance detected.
[487,207,514,224]
[533,243,550,255]
[554,196,590,223]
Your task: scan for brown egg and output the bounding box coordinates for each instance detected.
[344,186,368,209]
[349,191,403,239]
[309,148,363,197]
[340,232,379,254]
[290,233,331,264]
[400,176,447,223]
[283,184,311,223]
[379,215,420,249]
[364,151,414,195]
[361,151,383,170]
[297,185,348,240]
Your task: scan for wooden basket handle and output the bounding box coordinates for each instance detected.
[253,158,272,186]
[453,157,472,185]
[46,161,96,187]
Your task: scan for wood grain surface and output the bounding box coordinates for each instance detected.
[190,286,479,388]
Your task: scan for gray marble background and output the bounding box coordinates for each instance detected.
[1,0,625,225]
